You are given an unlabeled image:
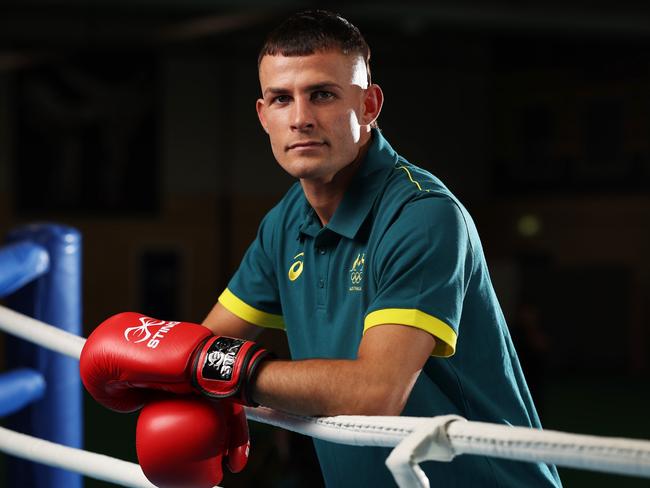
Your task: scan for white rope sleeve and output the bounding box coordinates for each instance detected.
[245,407,423,447]
[448,420,650,478]
[0,426,156,488]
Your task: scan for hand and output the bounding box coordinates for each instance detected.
[136,395,251,488]
[79,312,269,412]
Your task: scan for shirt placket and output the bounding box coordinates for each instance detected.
[314,242,331,310]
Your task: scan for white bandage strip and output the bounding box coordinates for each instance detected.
[385,415,464,488]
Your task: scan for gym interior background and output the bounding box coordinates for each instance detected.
[1,1,649,487]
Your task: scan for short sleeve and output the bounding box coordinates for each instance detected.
[219,210,285,330]
[365,197,473,357]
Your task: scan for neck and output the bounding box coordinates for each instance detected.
[301,136,372,226]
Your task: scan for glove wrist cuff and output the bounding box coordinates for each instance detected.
[191,336,269,406]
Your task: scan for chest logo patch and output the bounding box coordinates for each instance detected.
[349,252,365,292]
[288,252,304,281]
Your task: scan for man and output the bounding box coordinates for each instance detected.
[81,10,562,487]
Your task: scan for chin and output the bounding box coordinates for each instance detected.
[280,158,326,179]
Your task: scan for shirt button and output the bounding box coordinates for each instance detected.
[318,279,325,288]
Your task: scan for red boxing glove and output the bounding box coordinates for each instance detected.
[79,312,269,412]
[223,402,250,473]
[136,396,251,488]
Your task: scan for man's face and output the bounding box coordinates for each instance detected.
[256,50,379,184]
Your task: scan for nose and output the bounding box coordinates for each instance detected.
[290,97,315,131]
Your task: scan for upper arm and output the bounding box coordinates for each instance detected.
[202,301,263,341]
[356,323,436,415]
[368,197,473,357]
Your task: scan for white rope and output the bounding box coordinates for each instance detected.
[246,407,423,447]
[0,305,85,359]
[1,304,650,485]
[0,426,156,488]
[248,408,650,478]
[448,420,650,478]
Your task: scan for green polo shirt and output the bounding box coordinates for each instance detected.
[219,130,561,487]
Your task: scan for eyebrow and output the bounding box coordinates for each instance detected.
[263,82,342,97]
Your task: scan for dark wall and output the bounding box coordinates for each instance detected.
[1,4,649,487]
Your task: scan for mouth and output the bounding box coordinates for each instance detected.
[286,141,326,151]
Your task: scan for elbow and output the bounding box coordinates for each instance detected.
[349,384,409,416]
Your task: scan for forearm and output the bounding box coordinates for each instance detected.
[250,358,416,417]
[201,302,262,340]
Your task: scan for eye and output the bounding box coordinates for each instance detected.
[311,90,335,102]
[271,94,291,105]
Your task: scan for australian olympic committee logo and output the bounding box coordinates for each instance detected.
[123,316,180,349]
[349,252,365,292]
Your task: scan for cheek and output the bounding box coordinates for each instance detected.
[263,117,284,153]
[348,111,361,143]
[335,110,361,145]
[269,137,286,165]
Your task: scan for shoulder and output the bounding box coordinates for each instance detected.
[387,157,451,197]
[376,193,473,253]
[370,156,481,255]
[374,157,470,229]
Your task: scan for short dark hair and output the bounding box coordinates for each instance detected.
[258,10,372,85]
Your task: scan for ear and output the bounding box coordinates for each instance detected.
[256,98,269,134]
[361,84,384,127]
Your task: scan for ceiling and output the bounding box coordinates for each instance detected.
[1,1,649,73]
[2,1,650,49]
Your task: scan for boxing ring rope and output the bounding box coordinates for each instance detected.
[2,304,650,487]
[0,426,155,488]
[247,408,650,480]
[0,306,85,360]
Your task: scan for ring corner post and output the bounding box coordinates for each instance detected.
[5,223,84,488]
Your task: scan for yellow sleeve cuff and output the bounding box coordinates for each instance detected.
[218,288,285,330]
[364,308,457,357]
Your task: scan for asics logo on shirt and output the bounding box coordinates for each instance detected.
[288,252,304,281]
